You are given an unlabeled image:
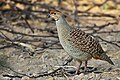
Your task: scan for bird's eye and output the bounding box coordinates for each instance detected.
[54,13,56,15]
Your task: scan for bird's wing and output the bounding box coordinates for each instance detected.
[69,28,104,59]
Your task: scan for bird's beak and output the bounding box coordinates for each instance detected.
[47,14,51,18]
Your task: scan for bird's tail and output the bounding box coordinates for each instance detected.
[100,53,114,65]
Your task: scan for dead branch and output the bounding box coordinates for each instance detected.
[96,36,120,48]
[0,28,57,38]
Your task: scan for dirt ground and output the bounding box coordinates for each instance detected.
[0,46,120,80]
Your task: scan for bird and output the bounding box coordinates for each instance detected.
[49,10,114,74]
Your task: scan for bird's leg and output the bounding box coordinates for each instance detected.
[84,61,88,72]
[75,61,82,74]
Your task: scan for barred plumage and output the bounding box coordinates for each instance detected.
[69,28,104,59]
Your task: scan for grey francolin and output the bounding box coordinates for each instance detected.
[49,10,114,73]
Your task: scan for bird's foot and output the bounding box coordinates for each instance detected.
[81,67,97,73]
[75,69,80,75]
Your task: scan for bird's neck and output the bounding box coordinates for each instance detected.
[56,16,72,36]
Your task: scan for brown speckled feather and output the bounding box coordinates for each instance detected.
[69,28,105,59]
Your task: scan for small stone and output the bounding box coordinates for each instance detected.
[21,76,33,80]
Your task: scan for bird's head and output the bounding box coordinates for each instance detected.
[49,10,63,21]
